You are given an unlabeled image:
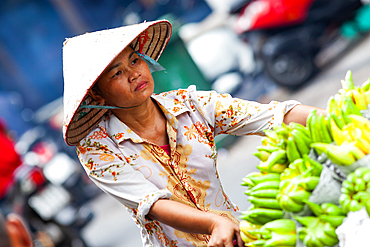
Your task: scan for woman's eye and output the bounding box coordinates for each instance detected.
[132,58,138,65]
[112,70,122,78]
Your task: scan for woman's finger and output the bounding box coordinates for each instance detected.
[234,232,244,247]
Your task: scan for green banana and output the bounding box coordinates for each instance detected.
[247,173,281,186]
[327,96,340,115]
[317,113,333,143]
[250,180,280,192]
[346,141,366,160]
[353,191,370,202]
[248,196,282,210]
[257,163,288,174]
[289,122,311,137]
[295,216,319,227]
[321,202,346,216]
[323,220,338,239]
[354,178,366,192]
[340,109,353,125]
[287,158,305,175]
[363,171,370,182]
[341,70,355,90]
[286,136,301,163]
[349,199,363,211]
[346,172,356,184]
[365,197,370,217]
[308,110,322,143]
[299,176,320,191]
[256,145,281,153]
[318,215,345,228]
[264,129,280,144]
[302,154,323,177]
[264,233,296,247]
[304,234,325,247]
[245,219,297,247]
[288,190,311,204]
[311,143,356,166]
[241,208,283,224]
[315,224,339,246]
[303,200,323,216]
[258,149,287,171]
[342,95,362,116]
[339,194,351,213]
[247,188,280,198]
[330,112,345,130]
[354,167,370,178]
[253,150,271,162]
[291,129,311,156]
[274,124,290,140]
[279,195,304,212]
[245,239,266,247]
[361,78,370,92]
[261,219,296,234]
[296,216,339,247]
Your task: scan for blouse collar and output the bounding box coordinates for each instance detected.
[106,93,190,146]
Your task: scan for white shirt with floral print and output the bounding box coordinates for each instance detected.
[76,85,300,246]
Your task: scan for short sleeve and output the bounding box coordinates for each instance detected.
[76,132,172,217]
[187,86,300,136]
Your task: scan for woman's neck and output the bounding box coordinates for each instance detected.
[113,99,169,146]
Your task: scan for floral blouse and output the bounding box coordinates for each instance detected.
[76,85,299,246]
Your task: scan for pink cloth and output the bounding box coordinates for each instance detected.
[160,144,170,156]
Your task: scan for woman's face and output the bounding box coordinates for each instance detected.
[92,46,154,108]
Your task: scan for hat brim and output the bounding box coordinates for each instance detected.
[62,20,172,146]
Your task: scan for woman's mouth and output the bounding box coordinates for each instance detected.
[135,82,147,91]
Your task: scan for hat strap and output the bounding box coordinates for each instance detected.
[136,51,165,73]
[79,105,140,110]
[137,30,165,73]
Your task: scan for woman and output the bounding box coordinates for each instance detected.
[62,20,325,246]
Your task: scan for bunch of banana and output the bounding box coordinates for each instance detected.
[240,172,284,225]
[328,70,370,114]
[295,216,339,247]
[276,155,322,213]
[255,148,289,174]
[307,109,333,145]
[243,219,297,247]
[304,200,346,228]
[239,220,262,245]
[280,155,323,181]
[331,114,370,152]
[253,122,312,173]
[310,113,370,166]
[277,169,321,213]
[339,167,370,214]
[311,142,365,166]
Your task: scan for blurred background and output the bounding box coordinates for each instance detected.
[0,0,369,246]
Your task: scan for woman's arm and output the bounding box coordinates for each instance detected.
[148,199,244,247]
[283,104,326,126]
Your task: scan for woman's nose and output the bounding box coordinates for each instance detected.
[128,69,140,83]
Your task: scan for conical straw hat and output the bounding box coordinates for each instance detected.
[62,20,172,146]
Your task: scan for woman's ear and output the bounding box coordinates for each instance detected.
[88,86,105,104]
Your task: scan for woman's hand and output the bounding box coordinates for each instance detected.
[148,199,244,247]
[207,214,244,247]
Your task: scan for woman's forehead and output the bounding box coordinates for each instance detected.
[106,46,136,70]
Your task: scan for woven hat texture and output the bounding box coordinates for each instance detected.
[62,20,172,146]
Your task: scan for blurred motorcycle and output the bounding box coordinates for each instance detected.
[0,99,100,247]
[231,0,365,89]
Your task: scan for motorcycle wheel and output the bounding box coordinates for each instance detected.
[264,51,315,89]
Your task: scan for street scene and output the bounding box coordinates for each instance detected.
[1,0,370,246]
